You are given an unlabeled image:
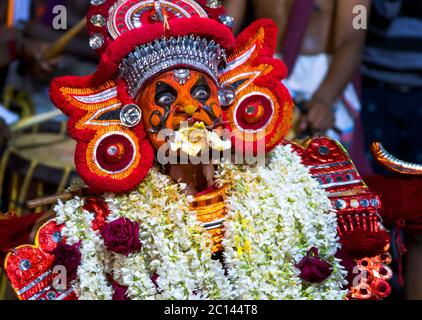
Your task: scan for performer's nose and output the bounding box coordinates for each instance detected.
[184,104,199,116]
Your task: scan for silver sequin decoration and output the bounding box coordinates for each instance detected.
[120,104,142,128]
[90,0,105,5]
[52,231,62,243]
[335,199,347,210]
[19,259,31,271]
[219,14,234,28]
[46,291,57,300]
[218,85,236,107]
[89,33,104,50]
[90,14,106,27]
[370,198,379,207]
[206,0,222,8]
[360,199,370,208]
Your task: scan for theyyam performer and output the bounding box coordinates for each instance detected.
[4,0,392,300]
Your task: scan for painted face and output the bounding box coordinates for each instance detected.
[136,69,223,150]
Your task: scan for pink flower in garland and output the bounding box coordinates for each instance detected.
[296,247,333,283]
[100,218,142,256]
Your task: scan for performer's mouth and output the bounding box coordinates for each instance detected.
[173,118,207,131]
[169,121,231,157]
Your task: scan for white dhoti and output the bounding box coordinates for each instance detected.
[281,54,361,149]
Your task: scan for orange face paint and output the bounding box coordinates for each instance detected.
[137,69,223,150]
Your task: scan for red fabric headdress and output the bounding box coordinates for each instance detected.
[50,0,293,194]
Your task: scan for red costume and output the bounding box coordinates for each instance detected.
[1,0,394,300]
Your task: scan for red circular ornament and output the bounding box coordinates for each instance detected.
[107,0,208,40]
[372,279,391,298]
[235,94,273,131]
[242,103,265,124]
[95,133,135,173]
[104,143,125,163]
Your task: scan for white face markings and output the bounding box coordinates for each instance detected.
[173,69,191,85]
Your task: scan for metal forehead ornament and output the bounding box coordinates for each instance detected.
[173,69,191,85]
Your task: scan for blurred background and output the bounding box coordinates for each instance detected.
[0,0,421,300]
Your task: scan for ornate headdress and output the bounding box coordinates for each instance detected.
[120,36,226,98]
[50,0,293,193]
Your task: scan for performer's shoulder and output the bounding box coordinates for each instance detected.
[283,136,370,195]
[284,136,353,167]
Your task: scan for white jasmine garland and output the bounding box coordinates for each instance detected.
[55,144,348,300]
[218,145,348,299]
[54,198,113,300]
[106,170,235,300]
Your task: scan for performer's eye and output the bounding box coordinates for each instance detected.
[157,93,176,106]
[191,77,210,102]
[155,82,177,106]
[191,86,210,101]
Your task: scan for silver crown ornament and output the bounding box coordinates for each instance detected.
[119,36,227,98]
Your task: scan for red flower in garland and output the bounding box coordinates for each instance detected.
[151,272,159,289]
[111,280,130,301]
[296,247,333,283]
[53,242,81,284]
[100,218,142,256]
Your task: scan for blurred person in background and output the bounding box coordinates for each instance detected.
[362,0,422,169]
[1,0,96,122]
[0,1,95,298]
[0,0,55,149]
[0,1,95,217]
[362,0,422,300]
[225,0,369,169]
